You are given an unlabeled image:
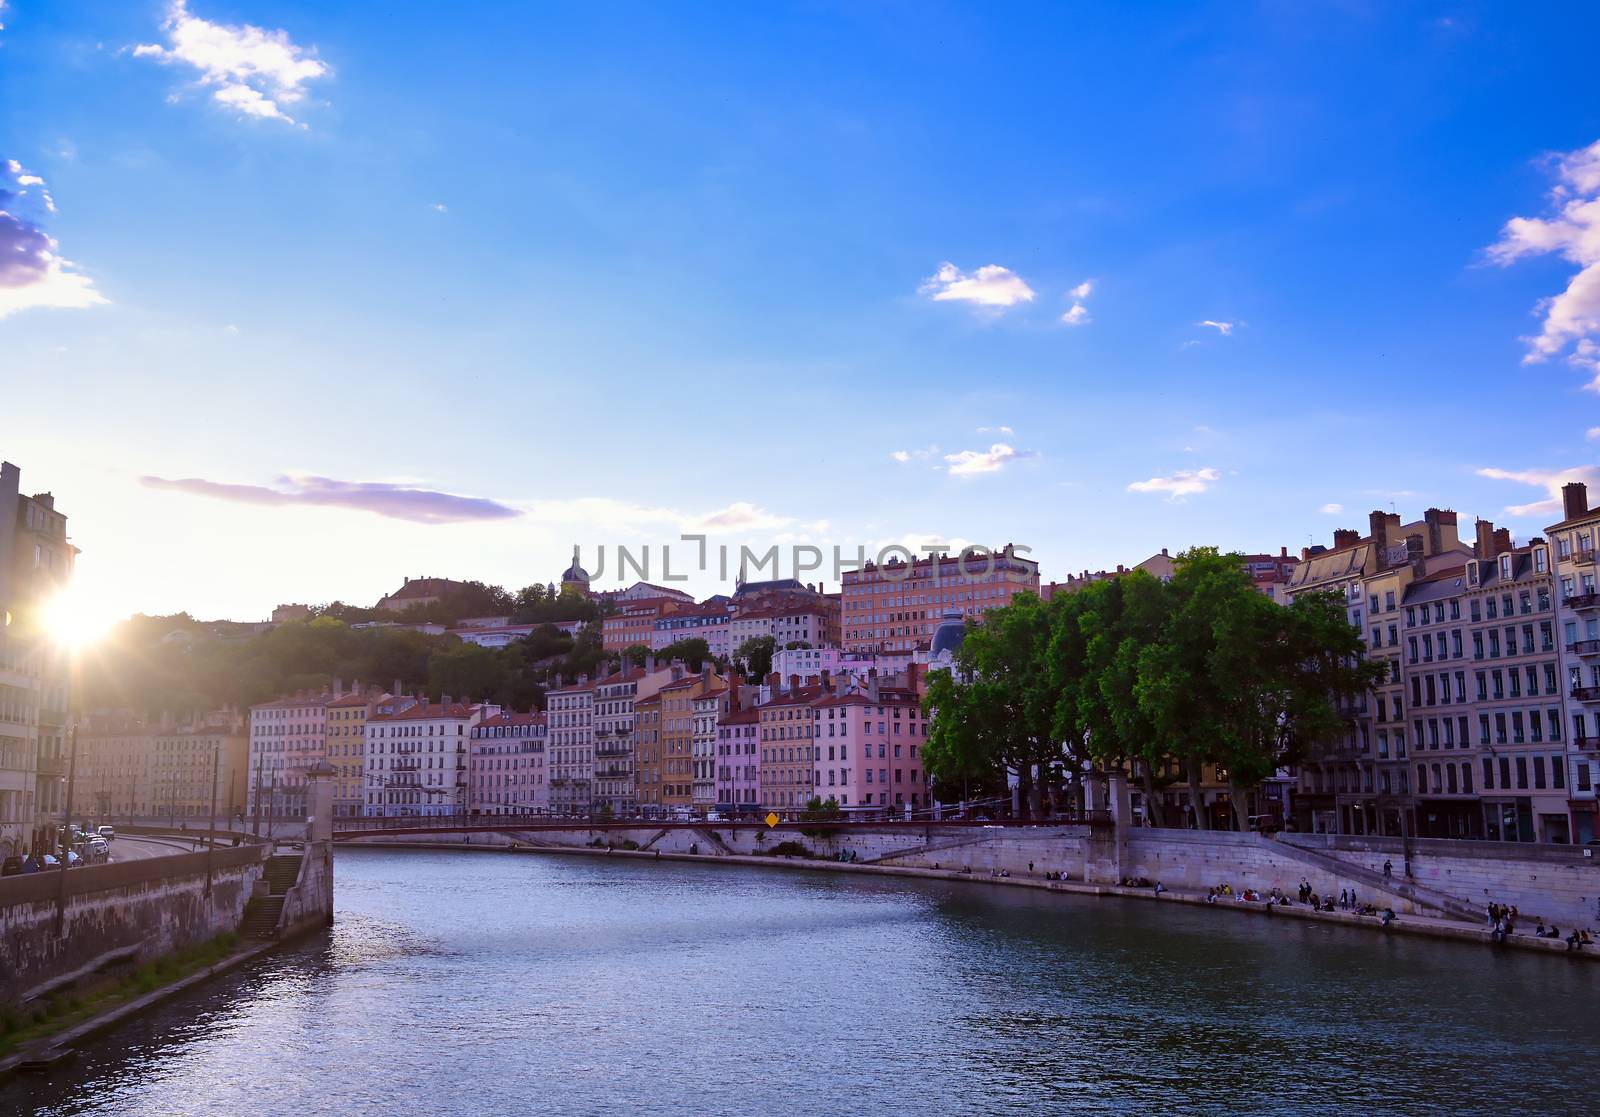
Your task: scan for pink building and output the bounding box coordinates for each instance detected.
[814,681,930,813]
[716,704,761,816]
[247,690,335,822]
[468,711,549,815]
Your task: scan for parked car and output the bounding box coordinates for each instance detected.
[1247,814,1283,834]
[97,825,116,842]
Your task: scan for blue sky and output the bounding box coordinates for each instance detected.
[3,1,1600,622]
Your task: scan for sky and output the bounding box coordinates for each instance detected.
[3,1,1600,624]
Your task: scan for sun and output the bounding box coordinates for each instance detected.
[39,587,114,651]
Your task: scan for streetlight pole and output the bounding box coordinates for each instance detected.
[252,756,263,839]
[54,721,78,936]
[204,742,219,897]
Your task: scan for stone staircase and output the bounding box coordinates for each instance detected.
[864,832,999,865]
[240,853,303,940]
[1266,836,1482,923]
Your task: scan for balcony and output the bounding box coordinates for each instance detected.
[392,760,419,772]
[1572,686,1600,703]
[36,755,66,778]
[1571,640,1600,657]
[1576,549,1597,567]
[1566,592,1600,611]
[1577,736,1600,753]
[595,744,630,758]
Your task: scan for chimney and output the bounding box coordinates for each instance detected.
[1563,482,1589,521]
[820,668,831,691]
[767,671,782,692]
[906,662,920,694]
[1494,528,1512,555]
[1474,518,1495,560]
[334,677,344,697]
[645,653,656,674]
[1279,546,1288,558]
[1423,507,1458,554]
[868,674,880,702]
[1332,528,1360,551]
[788,673,801,692]
[394,677,403,697]
[442,694,453,709]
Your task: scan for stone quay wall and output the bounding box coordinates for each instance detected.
[0,845,267,1005]
[347,822,1600,927]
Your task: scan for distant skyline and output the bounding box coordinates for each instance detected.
[4,2,1600,622]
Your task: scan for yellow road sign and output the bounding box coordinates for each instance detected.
[765,812,780,828]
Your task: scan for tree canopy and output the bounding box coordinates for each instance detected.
[923,548,1383,826]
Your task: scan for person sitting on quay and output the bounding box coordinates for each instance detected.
[1380,907,1397,928]
[1321,897,1335,913]
[1308,892,1320,910]
[1153,881,1166,895]
[1206,888,1218,904]
[1491,918,1507,943]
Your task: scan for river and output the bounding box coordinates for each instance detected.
[8,848,1599,1116]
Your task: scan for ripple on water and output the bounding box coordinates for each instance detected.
[8,849,1600,1117]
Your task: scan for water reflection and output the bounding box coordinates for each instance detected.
[8,849,1597,1117]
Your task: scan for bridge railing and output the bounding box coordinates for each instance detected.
[332,810,1110,835]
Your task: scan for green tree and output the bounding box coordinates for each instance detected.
[735,635,776,681]
[656,637,712,670]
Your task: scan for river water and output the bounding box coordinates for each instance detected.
[8,848,1599,1116]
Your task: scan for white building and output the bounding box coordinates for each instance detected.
[363,699,499,817]
[546,678,595,815]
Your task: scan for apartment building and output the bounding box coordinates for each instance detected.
[814,679,930,812]
[0,461,75,858]
[1401,522,1565,842]
[362,699,499,817]
[841,545,1038,653]
[468,711,548,816]
[692,685,730,812]
[547,677,595,815]
[1286,509,1470,836]
[326,688,410,818]
[758,684,825,810]
[651,603,732,658]
[602,598,685,652]
[716,702,760,816]
[247,690,335,822]
[1546,481,1600,842]
[592,666,647,817]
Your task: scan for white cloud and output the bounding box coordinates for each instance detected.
[890,444,940,465]
[1588,425,1600,440]
[1068,280,1093,300]
[943,443,1037,477]
[1477,465,1600,518]
[134,1,329,126]
[976,425,1014,436]
[1127,467,1221,499]
[919,262,1035,308]
[1488,139,1600,384]
[1060,303,1091,326]
[1320,503,1344,515]
[0,161,106,319]
[432,202,448,213]
[1198,320,1236,336]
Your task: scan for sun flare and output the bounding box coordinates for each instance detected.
[39,587,113,651]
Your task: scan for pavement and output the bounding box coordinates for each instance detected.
[109,835,208,862]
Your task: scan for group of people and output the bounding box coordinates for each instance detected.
[1488,900,1594,951]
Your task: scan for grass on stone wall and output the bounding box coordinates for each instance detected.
[0,932,242,1058]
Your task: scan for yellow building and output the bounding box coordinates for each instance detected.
[326,688,400,818]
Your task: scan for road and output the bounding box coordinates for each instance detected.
[109,835,208,862]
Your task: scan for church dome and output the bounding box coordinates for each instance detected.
[562,554,590,584]
[929,610,967,659]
